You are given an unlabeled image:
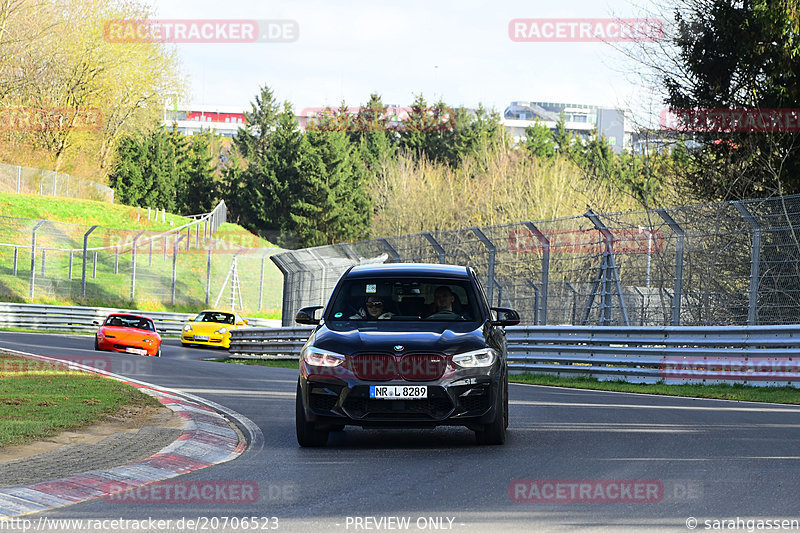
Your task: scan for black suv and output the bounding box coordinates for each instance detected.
[294,263,520,446]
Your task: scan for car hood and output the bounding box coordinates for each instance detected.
[187,322,233,333]
[313,322,487,355]
[101,326,158,338]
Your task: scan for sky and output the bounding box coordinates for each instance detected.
[152,0,668,125]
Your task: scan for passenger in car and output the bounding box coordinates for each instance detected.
[350,295,394,320]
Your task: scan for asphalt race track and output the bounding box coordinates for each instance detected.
[1,331,799,532]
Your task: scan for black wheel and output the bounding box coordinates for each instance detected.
[94,336,100,351]
[475,377,506,445]
[155,346,162,357]
[296,382,329,447]
[329,425,345,432]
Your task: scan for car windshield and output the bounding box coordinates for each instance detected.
[195,311,235,324]
[105,315,153,331]
[327,278,481,323]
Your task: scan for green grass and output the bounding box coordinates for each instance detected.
[208,358,800,404]
[0,193,284,317]
[0,192,189,230]
[510,373,800,404]
[0,353,162,448]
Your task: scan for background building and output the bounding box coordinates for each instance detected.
[164,101,637,154]
[164,105,248,137]
[502,101,631,154]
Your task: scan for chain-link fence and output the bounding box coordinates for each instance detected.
[0,201,283,313]
[0,162,114,202]
[272,195,800,327]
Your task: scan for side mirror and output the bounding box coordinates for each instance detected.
[92,320,100,326]
[295,306,323,325]
[490,307,520,327]
[243,319,249,325]
[188,318,195,322]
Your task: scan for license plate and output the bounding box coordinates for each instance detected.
[370,385,427,399]
[125,347,147,356]
[194,335,209,341]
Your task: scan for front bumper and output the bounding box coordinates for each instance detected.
[299,367,502,429]
[181,333,231,348]
[97,336,158,356]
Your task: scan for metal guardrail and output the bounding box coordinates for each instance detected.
[229,327,312,359]
[229,325,800,386]
[0,302,277,336]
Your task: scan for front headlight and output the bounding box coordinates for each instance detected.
[302,346,345,367]
[452,348,497,368]
[183,324,193,332]
[215,327,228,334]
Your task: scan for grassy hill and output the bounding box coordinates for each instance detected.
[0,193,283,318]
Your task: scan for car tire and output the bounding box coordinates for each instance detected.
[475,378,506,445]
[296,382,329,447]
[94,337,100,351]
[330,425,345,432]
[504,371,509,430]
[155,346,162,357]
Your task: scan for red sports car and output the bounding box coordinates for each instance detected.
[94,313,162,357]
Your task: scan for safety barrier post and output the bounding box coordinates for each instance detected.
[733,201,762,325]
[656,209,685,326]
[172,234,186,305]
[205,241,214,306]
[29,221,45,298]
[130,231,145,301]
[81,225,98,298]
[423,233,446,264]
[523,221,550,324]
[258,255,266,311]
[472,227,496,307]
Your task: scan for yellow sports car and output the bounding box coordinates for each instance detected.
[181,309,248,349]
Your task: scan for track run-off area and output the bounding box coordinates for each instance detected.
[1,331,799,532]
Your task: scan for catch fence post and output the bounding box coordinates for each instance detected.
[655,209,686,326]
[733,201,762,325]
[30,220,45,298]
[81,225,99,298]
[523,221,550,325]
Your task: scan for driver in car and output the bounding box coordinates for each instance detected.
[433,286,456,313]
[425,285,467,319]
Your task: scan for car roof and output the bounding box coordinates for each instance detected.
[107,313,152,321]
[346,263,471,278]
[196,309,236,314]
